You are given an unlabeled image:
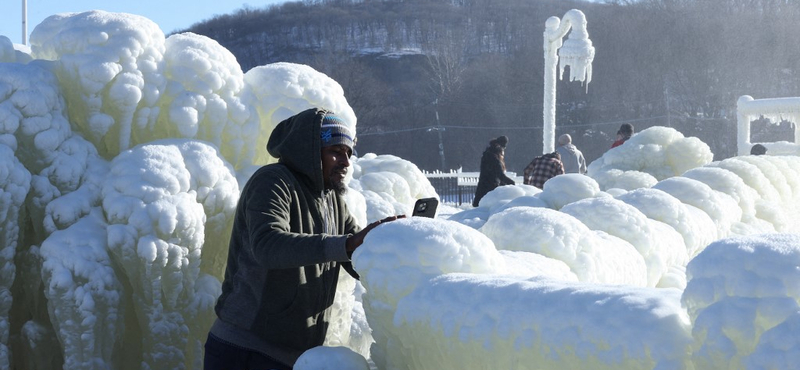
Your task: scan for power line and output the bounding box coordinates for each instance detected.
[357,114,676,136]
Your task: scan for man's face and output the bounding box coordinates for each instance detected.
[321,144,352,195]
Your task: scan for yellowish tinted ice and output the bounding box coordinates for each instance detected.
[245,62,356,166]
[683,234,800,369]
[481,207,646,285]
[103,140,237,369]
[30,11,167,158]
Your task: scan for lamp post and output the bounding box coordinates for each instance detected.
[22,0,27,45]
[543,9,594,154]
[429,98,447,170]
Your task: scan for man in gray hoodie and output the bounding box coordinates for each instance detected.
[555,134,587,174]
[205,108,400,370]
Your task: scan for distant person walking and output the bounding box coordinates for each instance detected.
[523,151,564,189]
[611,123,634,148]
[555,134,586,174]
[750,143,767,155]
[473,136,515,207]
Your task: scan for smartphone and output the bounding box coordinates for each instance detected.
[412,198,439,218]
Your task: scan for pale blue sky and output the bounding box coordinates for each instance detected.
[1,0,289,45]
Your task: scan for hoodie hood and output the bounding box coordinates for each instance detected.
[267,108,328,192]
[558,143,579,155]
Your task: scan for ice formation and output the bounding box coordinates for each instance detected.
[587,126,714,190]
[737,95,800,156]
[374,153,800,369]
[3,10,360,370]
[3,9,800,370]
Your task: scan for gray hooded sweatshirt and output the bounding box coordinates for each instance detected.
[556,143,587,174]
[211,108,360,365]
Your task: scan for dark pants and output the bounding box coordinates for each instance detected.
[203,333,292,370]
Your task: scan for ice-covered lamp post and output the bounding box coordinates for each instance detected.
[543,9,594,153]
[22,0,28,45]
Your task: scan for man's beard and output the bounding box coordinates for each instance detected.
[329,178,347,195]
[326,166,348,196]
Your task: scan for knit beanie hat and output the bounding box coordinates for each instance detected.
[496,135,509,148]
[320,113,355,149]
[750,143,767,155]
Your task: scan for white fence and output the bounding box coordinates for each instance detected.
[737,95,800,156]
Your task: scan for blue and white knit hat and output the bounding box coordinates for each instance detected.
[320,113,355,149]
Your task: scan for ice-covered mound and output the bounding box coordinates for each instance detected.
[354,218,692,370]
[294,346,369,370]
[39,209,122,369]
[450,154,800,291]
[450,174,608,228]
[30,11,167,158]
[0,146,29,368]
[587,126,713,190]
[0,61,109,370]
[5,9,367,367]
[102,140,237,369]
[616,188,715,258]
[538,173,604,210]
[352,217,505,368]
[349,154,438,222]
[155,32,257,170]
[245,62,356,167]
[561,197,687,287]
[481,207,646,285]
[394,274,693,370]
[0,35,32,63]
[683,233,800,369]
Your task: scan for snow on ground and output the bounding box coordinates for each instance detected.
[2,9,800,370]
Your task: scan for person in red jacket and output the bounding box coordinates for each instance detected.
[611,123,634,148]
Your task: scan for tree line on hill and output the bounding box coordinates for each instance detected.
[183,0,799,173]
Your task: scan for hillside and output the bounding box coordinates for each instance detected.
[184,0,800,172]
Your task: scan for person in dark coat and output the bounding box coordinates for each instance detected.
[750,143,767,155]
[611,123,634,148]
[205,108,401,370]
[472,136,515,207]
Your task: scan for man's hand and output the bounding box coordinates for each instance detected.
[346,215,406,257]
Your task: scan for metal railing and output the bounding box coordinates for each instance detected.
[425,175,477,205]
[423,170,519,205]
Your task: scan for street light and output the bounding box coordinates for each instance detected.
[430,98,447,170]
[543,9,594,154]
[22,0,28,45]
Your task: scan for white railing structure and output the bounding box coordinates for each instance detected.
[737,95,800,156]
